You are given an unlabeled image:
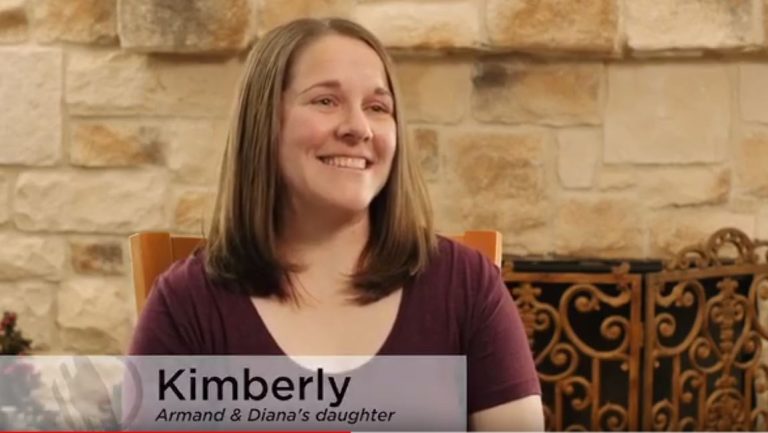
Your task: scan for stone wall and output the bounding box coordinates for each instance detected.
[0,0,767,354]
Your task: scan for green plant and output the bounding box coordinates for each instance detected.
[0,312,32,355]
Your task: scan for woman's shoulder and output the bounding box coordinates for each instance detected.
[410,234,501,306]
[424,235,497,279]
[151,249,223,303]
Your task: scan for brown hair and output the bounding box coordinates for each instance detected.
[205,17,436,304]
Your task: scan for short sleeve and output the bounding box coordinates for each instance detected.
[466,253,541,413]
[128,263,202,355]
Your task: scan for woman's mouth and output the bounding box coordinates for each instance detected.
[318,156,370,170]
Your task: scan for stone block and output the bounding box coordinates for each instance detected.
[738,128,768,197]
[57,277,132,354]
[173,188,216,234]
[741,62,768,124]
[164,119,228,185]
[70,120,164,167]
[434,129,553,246]
[14,171,169,233]
[604,63,730,164]
[118,0,251,52]
[70,239,125,275]
[557,128,601,189]
[354,0,480,49]
[486,0,619,53]
[396,59,471,124]
[66,48,242,116]
[0,0,28,43]
[649,210,756,258]
[409,127,439,182]
[255,0,353,35]
[0,48,62,165]
[625,0,762,52]
[30,0,117,44]
[640,167,731,208]
[0,232,66,280]
[554,197,644,258]
[472,61,602,126]
[0,172,9,224]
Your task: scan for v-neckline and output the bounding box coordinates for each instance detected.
[240,277,414,357]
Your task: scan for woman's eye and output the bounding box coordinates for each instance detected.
[370,105,391,114]
[315,97,335,106]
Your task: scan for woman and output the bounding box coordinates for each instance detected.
[130,17,543,431]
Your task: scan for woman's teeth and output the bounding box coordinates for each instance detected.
[320,156,367,169]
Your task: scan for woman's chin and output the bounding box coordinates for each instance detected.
[321,197,374,217]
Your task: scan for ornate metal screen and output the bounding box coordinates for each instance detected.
[504,264,645,430]
[644,228,768,430]
[504,228,768,431]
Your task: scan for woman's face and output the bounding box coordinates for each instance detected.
[278,34,396,219]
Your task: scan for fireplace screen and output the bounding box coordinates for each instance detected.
[504,228,768,431]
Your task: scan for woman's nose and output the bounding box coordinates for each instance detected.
[337,106,373,144]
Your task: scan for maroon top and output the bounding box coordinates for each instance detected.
[129,236,541,413]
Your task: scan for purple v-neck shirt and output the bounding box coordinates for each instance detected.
[129,236,541,413]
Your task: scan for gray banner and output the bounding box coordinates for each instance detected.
[0,355,466,431]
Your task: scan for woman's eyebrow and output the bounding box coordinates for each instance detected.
[299,80,341,95]
[298,80,392,98]
[374,87,393,99]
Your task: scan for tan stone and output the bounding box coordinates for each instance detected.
[0,0,28,43]
[604,63,730,164]
[0,281,57,351]
[255,0,354,35]
[434,129,552,245]
[486,0,618,53]
[71,118,226,177]
[118,0,251,52]
[649,210,756,259]
[765,0,768,50]
[57,277,132,354]
[738,129,768,197]
[472,61,602,126]
[408,127,439,182]
[0,48,62,165]
[0,232,66,280]
[640,167,731,208]
[554,197,644,258]
[597,166,637,191]
[395,59,471,124]
[173,188,216,234]
[0,173,9,224]
[758,206,768,240]
[445,130,548,200]
[741,62,768,124]
[429,179,551,253]
[165,119,228,185]
[625,0,762,52]
[70,239,124,275]
[354,0,480,49]
[30,0,116,44]
[70,120,164,167]
[728,195,762,213]
[66,48,242,116]
[503,227,553,257]
[557,128,601,189]
[14,171,169,233]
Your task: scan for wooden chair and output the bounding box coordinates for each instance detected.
[129,230,502,313]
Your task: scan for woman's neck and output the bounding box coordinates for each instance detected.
[277,205,370,301]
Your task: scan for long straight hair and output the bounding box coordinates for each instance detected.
[205,18,436,304]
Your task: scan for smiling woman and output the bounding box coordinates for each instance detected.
[129,17,543,431]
